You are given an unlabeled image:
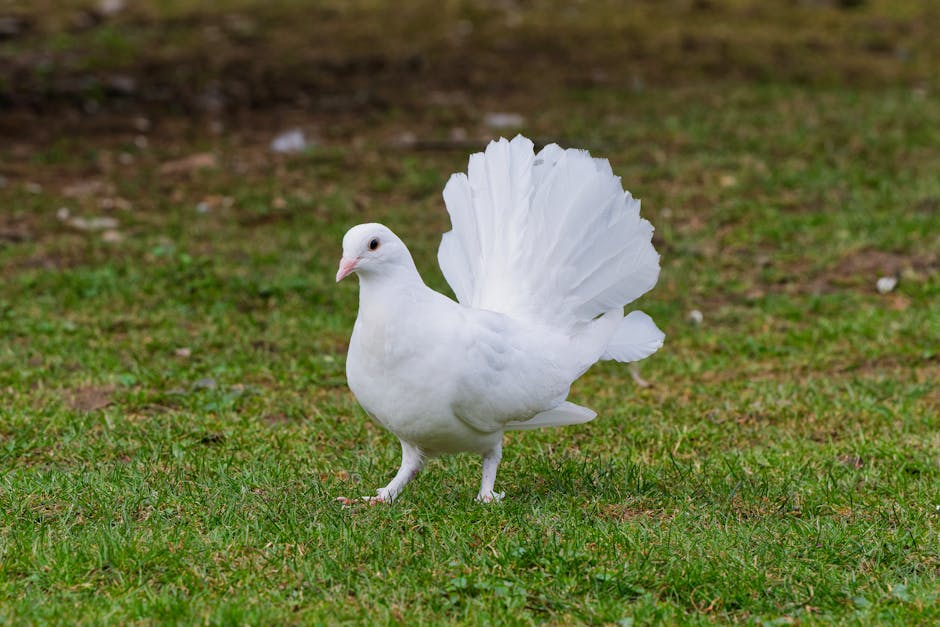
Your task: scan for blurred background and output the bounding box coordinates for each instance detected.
[2,1,937,122]
[2,0,936,112]
[2,0,936,280]
[2,0,937,346]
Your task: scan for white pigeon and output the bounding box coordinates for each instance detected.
[336,135,663,504]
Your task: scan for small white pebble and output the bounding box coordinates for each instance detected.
[196,201,211,214]
[68,216,119,231]
[393,131,417,147]
[57,207,71,221]
[484,112,525,129]
[101,229,124,243]
[99,197,132,211]
[876,276,898,294]
[98,0,125,16]
[270,129,308,153]
[175,347,192,358]
[688,309,704,325]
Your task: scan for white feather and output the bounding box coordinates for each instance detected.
[602,310,665,363]
[339,135,665,502]
[505,401,597,431]
[438,135,661,334]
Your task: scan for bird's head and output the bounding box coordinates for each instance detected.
[336,223,415,282]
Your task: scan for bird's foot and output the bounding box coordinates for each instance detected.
[475,490,505,503]
[372,487,395,503]
[360,496,388,506]
[335,490,393,507]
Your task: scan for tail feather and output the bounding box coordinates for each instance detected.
[602,310,665,363]
[505,401,597,431]
[438,135,660,335]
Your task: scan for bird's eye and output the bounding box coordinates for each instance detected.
[369,238,380,251]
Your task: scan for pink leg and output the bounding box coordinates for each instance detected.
[476,439,505,503]
[370,441,424,502]
[337,441,424,506]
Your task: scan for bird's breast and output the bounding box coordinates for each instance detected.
[346,320,496,453]
[346,311,447,419]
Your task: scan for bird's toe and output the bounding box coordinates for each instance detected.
[364,488,393,505]
[475,490,505,503]
[336,492,393,507]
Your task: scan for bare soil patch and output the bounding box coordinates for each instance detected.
[67,385,116,412]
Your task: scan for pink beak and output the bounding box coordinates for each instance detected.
[336,256,358,282]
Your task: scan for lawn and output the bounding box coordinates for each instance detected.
[1,1,938,624]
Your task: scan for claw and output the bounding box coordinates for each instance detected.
[475,491,505,503]
[335,494,391,507]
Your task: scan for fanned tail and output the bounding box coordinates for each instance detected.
[438,135,663,363]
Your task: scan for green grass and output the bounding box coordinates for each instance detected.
[2,2,940,625]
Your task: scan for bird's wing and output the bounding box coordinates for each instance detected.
[447,308,576,433]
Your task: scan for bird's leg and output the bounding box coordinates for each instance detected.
[476,439,505,503]
[369,440,424,504]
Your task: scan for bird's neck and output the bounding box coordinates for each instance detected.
[356,261,426,311]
